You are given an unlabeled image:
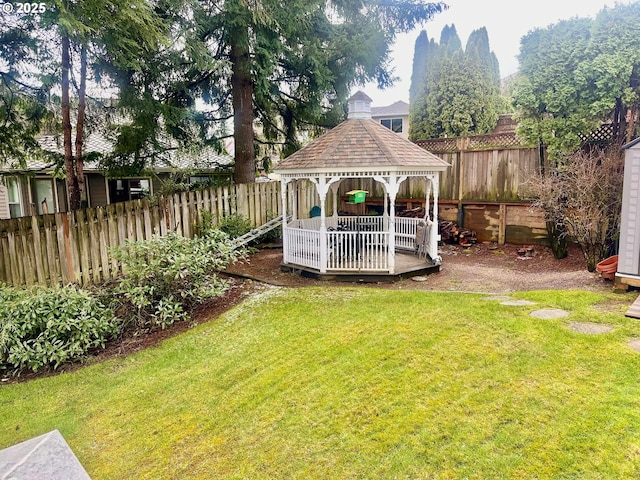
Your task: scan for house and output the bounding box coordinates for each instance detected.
[371,100,410,139]
[0,134,233,219]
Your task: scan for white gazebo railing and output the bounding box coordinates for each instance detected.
[395,217,422,250]
[283,215,432,273]
[284,227,322,270]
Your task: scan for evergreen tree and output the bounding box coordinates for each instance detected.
[190,0,447,183]
[410,24,502,140]
[439,24,462,53]
[410,30,431,104]
[2,0,447,188]
[513,16,604,160]
[0,0,169,209]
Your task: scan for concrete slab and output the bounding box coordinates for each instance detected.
[530,309,570,319]
[483,295,513,301]
[628,339,640,352]
[500,300,537,306]
[0,430,91,480]
[568,322,614,334]
[626,295,640,319]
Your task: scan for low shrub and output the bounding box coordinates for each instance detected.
[216,214,252,239]
[108,229,241,331]
[216,213,281,245]
[0,285,119,375]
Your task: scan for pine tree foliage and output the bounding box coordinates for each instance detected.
[1,0,448,191]
[189,0,448,183]
[513,2,640,161]
[409,24,502,140]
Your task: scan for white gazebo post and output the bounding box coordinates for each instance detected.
[330,181,341,221]
[428,174,441,264]
[280,178,291,265]
[375,174,405,275]
[311,175,340,273]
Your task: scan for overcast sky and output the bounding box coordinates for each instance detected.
[362,0,633,107]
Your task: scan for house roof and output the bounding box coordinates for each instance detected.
[1,133,233,174]
[371,100,409,118]
[274,117,449,173]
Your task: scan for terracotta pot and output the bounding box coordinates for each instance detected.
[596,255,618,280]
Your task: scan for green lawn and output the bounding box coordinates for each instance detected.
[2,287,640,479]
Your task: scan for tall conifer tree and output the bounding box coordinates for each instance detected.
[409,23,502,140]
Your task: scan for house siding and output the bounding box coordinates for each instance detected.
[0,184,9,219]
[618,143,640,276]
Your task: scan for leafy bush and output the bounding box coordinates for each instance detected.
[216,213,282,245]
[0,285,119,375]
[109,230,241,330]
[216,214,252,239]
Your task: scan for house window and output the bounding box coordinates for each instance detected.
[108,178,151,203]
[6,177,21,218]
[190,175,213,187]
[33,178,55,215]
[129,179,150,200]
[380,118,403,133]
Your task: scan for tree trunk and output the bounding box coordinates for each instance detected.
[62,34,81,210]
[230,24,256,184]
[75,44,87,207]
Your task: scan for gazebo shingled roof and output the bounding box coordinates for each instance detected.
[275,119,449,171]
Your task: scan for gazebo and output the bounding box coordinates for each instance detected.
[273,91,450,281]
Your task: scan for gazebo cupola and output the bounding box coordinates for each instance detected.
[273,91,450,280]
[347,91,373,119]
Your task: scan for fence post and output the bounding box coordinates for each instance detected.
[30,214,46,285]
[498,203,507,245]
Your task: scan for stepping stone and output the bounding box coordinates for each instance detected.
[500,300,537,306]
[483,295,512,301]
[411,275,428,282]
[628,339,640,352]
[530,308,570,319]
[568,322,614,334]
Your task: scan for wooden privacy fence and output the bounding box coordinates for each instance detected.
[0,182,287,288]
[0,133,548,289]
[415,133,541,202]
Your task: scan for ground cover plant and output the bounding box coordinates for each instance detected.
[0,285,119,375]
[1,287,640,478]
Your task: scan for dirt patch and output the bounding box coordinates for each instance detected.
[225,242,612,294]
